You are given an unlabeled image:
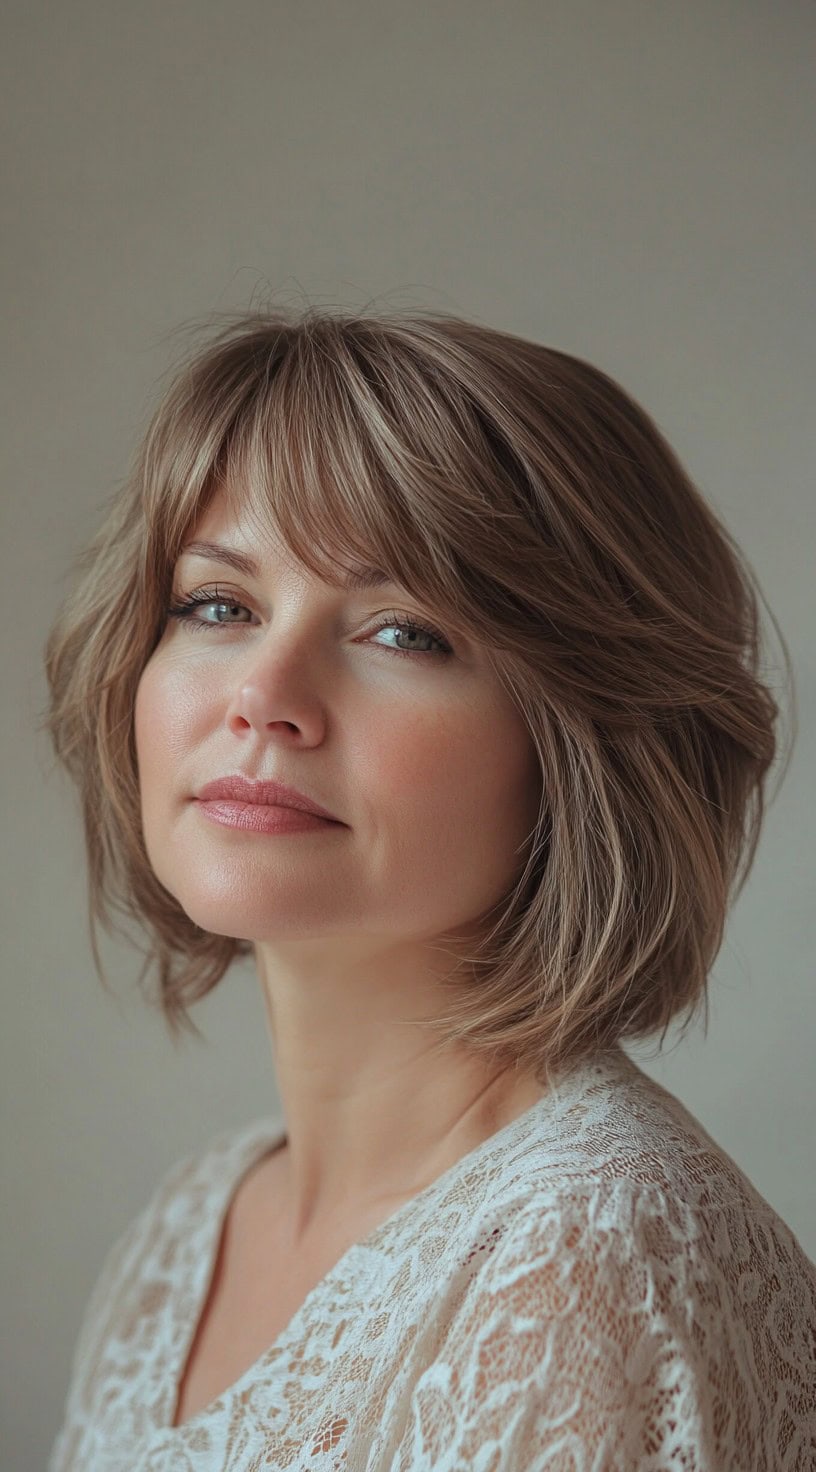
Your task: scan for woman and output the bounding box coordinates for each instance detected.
[43,305,816,1470]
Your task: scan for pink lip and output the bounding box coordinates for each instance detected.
[196,800,338,834]
[195,775,340,822]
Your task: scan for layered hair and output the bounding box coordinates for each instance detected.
[40,304,795,1082]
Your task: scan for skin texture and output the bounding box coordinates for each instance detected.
[134,485,546,1254]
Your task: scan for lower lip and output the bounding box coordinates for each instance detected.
[195,800,340,833]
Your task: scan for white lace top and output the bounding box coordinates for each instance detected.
[49,1044,816,1471]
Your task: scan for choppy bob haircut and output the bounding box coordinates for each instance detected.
[41,303,795,1083]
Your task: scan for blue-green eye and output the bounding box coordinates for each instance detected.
[370,614,451,657]
[165,587,453,659]
[166,590,252,630]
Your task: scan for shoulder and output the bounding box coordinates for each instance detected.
[402,1173,816,1470]
[428,1172,816,1469]
[63,1117,282,1395]
[511,1045,806,1230]
[469,1048,816,1352]
[103,1113,284,1275]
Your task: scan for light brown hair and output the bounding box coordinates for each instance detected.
[40,304,795,1083]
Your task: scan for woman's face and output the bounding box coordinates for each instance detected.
[134,486,541,951]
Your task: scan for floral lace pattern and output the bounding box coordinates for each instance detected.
[49,1045,816,1470]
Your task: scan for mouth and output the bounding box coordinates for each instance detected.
[194,775,341,823]
[194,797,341,835]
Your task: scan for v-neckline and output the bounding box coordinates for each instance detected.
[159,1053,626,1437]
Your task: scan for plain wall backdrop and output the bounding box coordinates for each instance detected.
[2,3,814,1467]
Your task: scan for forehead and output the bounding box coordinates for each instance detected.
[178,487,390,591]
[185,485,282,556]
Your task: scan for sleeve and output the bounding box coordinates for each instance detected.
[388,1181,727,1472]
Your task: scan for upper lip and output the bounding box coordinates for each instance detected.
[195,775,340,822]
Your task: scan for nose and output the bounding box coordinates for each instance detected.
[223,637,327,741]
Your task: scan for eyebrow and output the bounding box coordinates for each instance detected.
[177,540,393,592]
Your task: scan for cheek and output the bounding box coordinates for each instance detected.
[134,665,173,832]
[133,661,204,885]
[364,706,539,873]
[133,668,152,775]
[134,659,203,775]
[134,665,167,781]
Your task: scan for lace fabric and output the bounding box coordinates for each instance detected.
[48,1045,816,1470]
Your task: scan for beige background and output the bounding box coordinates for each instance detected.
[2,3,814,1467]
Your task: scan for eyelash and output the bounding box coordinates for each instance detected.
[165,586,453,659]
